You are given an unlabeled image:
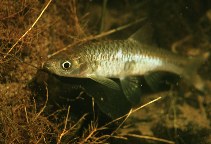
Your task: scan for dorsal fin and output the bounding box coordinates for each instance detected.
[128,23,156,46]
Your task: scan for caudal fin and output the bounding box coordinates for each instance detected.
[183,56,207,91]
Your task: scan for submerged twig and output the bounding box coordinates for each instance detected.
[81,97,162,143]
[104,96,162,128]
[99,96,175,144]
[4,0,52,59]
[24,106,29,123]
[49,17,146,57]
[105,97,162,140]
[100,0,108,32]
[0,51,39,69]
[57,106,71,144]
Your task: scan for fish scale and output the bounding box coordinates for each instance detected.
[75,40,184,78]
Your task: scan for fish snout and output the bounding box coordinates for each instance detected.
[42,61,52,72]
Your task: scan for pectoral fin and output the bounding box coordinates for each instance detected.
[88,76,120,90]
[120,77,142,105]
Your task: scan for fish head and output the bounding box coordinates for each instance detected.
[43,52,89,78]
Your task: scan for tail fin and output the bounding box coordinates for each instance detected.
[183,56,206,91]
[185,57,203,76]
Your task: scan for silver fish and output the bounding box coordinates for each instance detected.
[43,26,204,104]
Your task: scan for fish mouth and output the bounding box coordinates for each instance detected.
[42,61,52,72]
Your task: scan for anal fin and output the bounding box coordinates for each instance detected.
[144,72,164,91]
[84,80,131,119]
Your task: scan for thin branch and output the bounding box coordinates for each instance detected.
[0,51,39,69]
[91,97,162,143]
[4,0,52,58]
[57,106,71,144]
[24,106,29,123]
[103,96,162,128]
[48,17,146,57]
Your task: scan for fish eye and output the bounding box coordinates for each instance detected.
[61,61,71,70]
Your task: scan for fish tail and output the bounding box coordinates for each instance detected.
[186,57,203,76]
[183,56,205,91]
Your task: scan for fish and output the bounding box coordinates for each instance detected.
[43,25,205,105]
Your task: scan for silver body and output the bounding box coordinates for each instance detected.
[78,40,189,78]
